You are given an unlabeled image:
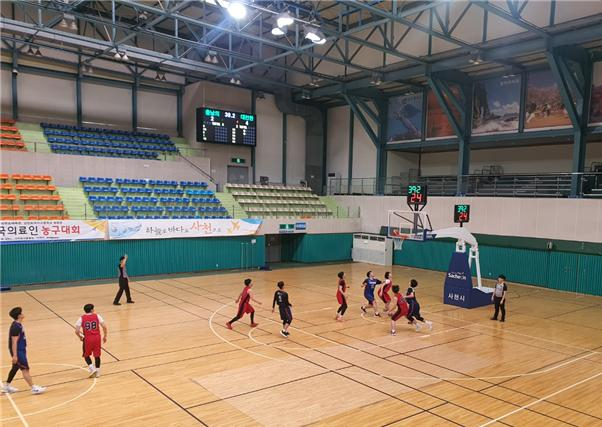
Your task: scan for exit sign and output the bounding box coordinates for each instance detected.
[231,158,246,164]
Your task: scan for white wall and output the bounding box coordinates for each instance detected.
[255,94,283,183]
[332,195,602,243]
[326,106,350,180]
[137,90,177,134]
[386,151,419,177]
[82,81,131,129]
[18,73,76,123]
[1,150,213,189]
[1,69,12,115]
[286,114,306,185]
[352,108,378,178]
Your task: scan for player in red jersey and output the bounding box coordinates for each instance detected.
[335,271,348,322]
[377,271,393,312]
[226,278,263,330]
[75,304,107,378]
[387,285,410,336]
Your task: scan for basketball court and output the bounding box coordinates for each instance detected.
[2,263,601,426]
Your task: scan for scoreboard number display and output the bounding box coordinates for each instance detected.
[454,204,470,225]
[406,184,428,206]
[197,107,256,146]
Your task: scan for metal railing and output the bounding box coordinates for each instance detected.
[327,172,602,198]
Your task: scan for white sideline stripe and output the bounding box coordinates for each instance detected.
[479,371,602,426]
[6,393,30,427]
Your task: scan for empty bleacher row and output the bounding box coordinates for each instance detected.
[80,177,229,219]
[1,118,27,151]
[42,122,179,160]
[225,183,332,218]
[0,174,68,220]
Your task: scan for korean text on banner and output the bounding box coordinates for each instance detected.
[0,220,106,243]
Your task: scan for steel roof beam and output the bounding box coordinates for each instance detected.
[470,0,549,38]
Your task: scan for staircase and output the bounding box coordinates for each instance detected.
[215,192,246,218]
[16,122,51,153]
[57,187,95,220]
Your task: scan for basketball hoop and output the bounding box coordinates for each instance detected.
[390,229,407,250]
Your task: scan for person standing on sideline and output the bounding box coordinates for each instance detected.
[75,304,108,378]
[491,274,508,322]
[114,254,134,305]
[272,281,293,337]
[335,271,348,322]
[2,307,46,394]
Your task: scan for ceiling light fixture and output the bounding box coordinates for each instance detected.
[59,18,68,28]
[309,78,319,87]
[161,73,167,82]
[34,47,42,57]
[70,20,78,31]
[212,55,219,64]
[114,50,121,59]
[155,71,161,80]
[121,51,129,61]
[271,26,285,36]
[26,46,35,55]
[304,26,321,43]
[276,11,294,28]
[301,90,311,100]
[230,77,236,84]
[370,72,383,86]
[227,2,247,20]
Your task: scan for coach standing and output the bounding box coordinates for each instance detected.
[113,254,134,305]
[491,274,507,322]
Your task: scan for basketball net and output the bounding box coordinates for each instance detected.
[391,230,406,250]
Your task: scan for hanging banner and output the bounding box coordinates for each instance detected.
[473,75,521,134]
[387,92,423,142]
[0,220,106,243]
[426,86,462,139]
[590,62,602,125]
[524,69,571,130]
[108,218,262,240]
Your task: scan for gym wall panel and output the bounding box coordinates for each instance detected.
[1,236,265,286]
[471,145,573,173]
[352,106,378,179]
[387,151,419,177]
[82,82,132,129]
[1,69,12,114]
[18,73,76,123]
[255,94,283,183]
[137,90,177,135]
[577,254,602,296]
[286,114,306,185]
[292,233,353,263]
[326,106,350,180]
[420,151,459,176]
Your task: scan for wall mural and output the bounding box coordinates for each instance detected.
[524,69,571,130]
[386,92,423,142]
[472,75,521,134]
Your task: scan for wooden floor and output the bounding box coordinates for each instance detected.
[1,263,602,427]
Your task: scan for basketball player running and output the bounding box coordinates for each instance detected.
[378,271,393,312]
[335,271,348,322]
[387,285,410,336]
[272,281,292,337]
[406,279,433,332]
[2,307,46,394]
[226,278,262,330]
[75,303,108,378]
[361,271,382,317]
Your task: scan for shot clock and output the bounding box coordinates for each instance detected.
[196,107,256,146]
[406,184,428,208]
[454,204,470,226]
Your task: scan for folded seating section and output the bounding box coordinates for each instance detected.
[81,176,229,220]
[41,122,179,160]
[0,118,27,152]
[225,183,332,218]
[0,173,68,220]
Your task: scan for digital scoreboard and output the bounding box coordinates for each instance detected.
[197,107,256,146]
[406,184,428,207]
[454,204,470,225]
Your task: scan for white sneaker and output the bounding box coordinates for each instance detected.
[94,369,101,378]
[414,323,421,332]
[2,383,18,393]
[280,330,287,337]
[426,321,433,331]
[31,385,46,394]
[391,330,397,336]
[88,368,97,378]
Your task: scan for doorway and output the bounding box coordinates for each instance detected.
[227,165,249,184]
[265,234,302,264]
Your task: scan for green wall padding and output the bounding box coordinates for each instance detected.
[394,239,602,296]
[292,233,353,263]
[1,236,265,286]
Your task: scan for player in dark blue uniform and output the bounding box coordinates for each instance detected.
[3,307,46,394]
[272,281,293,337]
[406,279,432,332]
[361,271,382,317]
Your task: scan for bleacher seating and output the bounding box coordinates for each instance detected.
[80,176,230,220]
[0,173,68,220]
[41,123,179,160]
[1,118,27,151]
[225,183,332,218]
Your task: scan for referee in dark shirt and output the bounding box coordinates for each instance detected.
[113,254,134,305]
[272,281,292,338]
[491,274,507,322]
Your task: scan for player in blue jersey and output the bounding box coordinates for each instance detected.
[360,271,382,317]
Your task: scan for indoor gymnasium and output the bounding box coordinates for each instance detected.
[1,1,602,426]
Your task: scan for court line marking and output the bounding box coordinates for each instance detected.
[479,371,602,426]
[0,363,97,422]
[5,393,30,427]
[208,303,596,382]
